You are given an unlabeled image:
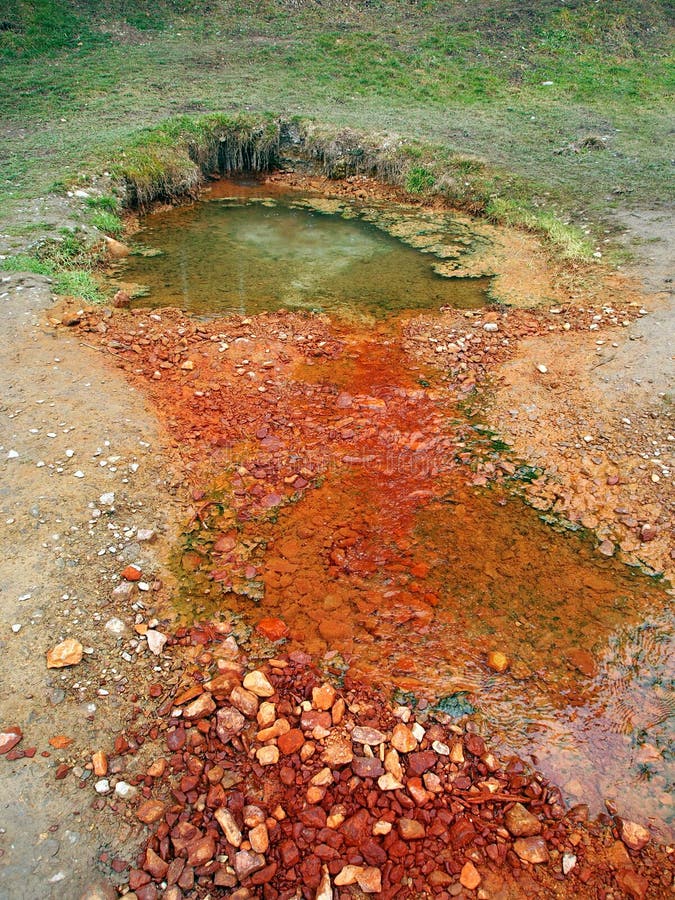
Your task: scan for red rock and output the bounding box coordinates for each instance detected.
[256,617,290,642]
[234,850,265,880]
[407,750,436,775]
[504,803,542,837]
[144,847,168,880]
[216,706,245,744]
[568,648,597,678]
[230,685,259,718]
[136,885,158,900]
[136,799,165,824]
[398,818,425,840]
[251,862,278,885]
[620,820,650,851]
[312,683,337,710]
[0,727,22,755]
[55,764,70,780]
[279,840,300,867]
[391,723,417,753]
[277,728,304,755]
[121,565,142,581]
[513,836,549,864]
[187,835,215,866]
[341,809,372,846]
[448,817,476,849]
[167,728,186,751]
[352,757,384,778]
[460,860,481,890]
[129,869,151,890]
[183,692,215,719]
[48,735,72,749]
[113,290,131,308]
[616,867,649,899]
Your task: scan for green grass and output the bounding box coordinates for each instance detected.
[0,1,672,263]
[0,231,105,302]
[89,209,123,236]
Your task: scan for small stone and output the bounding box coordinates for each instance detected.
[356,867,382,894]
[391,723,417,753]
[105,237,131,258]
[640,523,657,542]
[312,683,336,710]
[187,835,215,866]
[277,728,304,755]
[513,836,549,864]
[256,745,279,766]
[216,706,245,744]
[431,740,450,756]
[94,779,110,795]
[136,799,165,824]
[378,772,403,791]
[47,638,83,668]
[483,323,498,332]
[230,685,259,717]
[184,692,215,719]
[620,819,650,851]
[504,803,542,837]
[568,648,597,677]
[450,742,464,763]
[92,751,108,776]
[114,781,137,800]
[562,853,577,875]
[352,757,385,779]
[78,881,117,900]
[607,840,631,869]
[313,865,332,900]
[0,728,22,755]
[121,564,142,581]
[234,850,265,880]
[398,818,425,840]
[146,630,167,656]
[460,861,481,890]
[616,867,649,900]
[249,823,269,853]
[257,702,276,728]
[352,726,386,745]
[536,364,548,374]
[256,617,289,642]
[214,808,242,847]
[335,865,363,887]
[243,670,275,697]
[487,651,509,673]
[104,617,126,637]
[373,820,392,836]
[136,529,155,542]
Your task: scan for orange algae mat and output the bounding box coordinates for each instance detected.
[77,301,673,838]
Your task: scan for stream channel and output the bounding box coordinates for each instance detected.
[113,177,673,839]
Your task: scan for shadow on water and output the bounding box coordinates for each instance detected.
[116,179,673,837]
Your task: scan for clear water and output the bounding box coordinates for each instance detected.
[117,186,487,319]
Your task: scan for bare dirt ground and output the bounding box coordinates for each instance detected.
[0,186,672,899]
[0,273,184,898]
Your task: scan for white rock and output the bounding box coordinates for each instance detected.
[137,529,156,542]
[536,364,548,374]
[483,323,499,332]
[7,450,19,459]
[411,722,425,742]
[104,617,127,637]
[432,740,450,755]
[94,779,110,794]
[99,492,115,506]
[114,781,137,799]
[562,853,577,875]
[146,630,167,655]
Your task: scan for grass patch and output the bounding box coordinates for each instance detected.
[0,1,672,261]
[405,166,436,194]
[0,231,105,302]
[89,209,123,236]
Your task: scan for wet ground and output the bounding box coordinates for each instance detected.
[94,180,674,840]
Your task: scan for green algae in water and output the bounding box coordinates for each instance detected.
[117,194,488,319]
